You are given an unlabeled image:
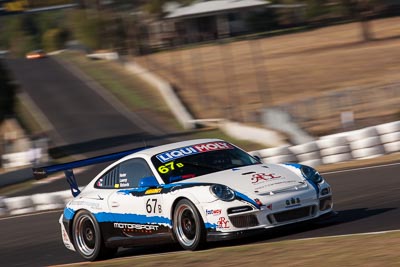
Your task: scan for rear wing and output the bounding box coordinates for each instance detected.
[33,146,151,197]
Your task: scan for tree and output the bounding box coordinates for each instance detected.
[0,61,16,122]
[42,28,68,52]
[67,9,104,51]
[340,0,374,41]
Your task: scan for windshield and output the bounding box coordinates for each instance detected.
[151,141,260,184]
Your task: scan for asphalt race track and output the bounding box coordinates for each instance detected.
[1,57,399,266]
[5,56,196,195]
[0,163,399,266]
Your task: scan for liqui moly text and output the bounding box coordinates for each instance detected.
[156,142,234,163]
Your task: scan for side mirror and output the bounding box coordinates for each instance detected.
[139,176,159,188]
[253,155,262,163]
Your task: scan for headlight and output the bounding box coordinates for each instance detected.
[301,165,323,184]
[210,184,235,201]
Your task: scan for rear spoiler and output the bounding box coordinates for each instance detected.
[33,146,151,197]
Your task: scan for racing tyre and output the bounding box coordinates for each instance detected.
[72,210,116,261]
[173,199,206,250]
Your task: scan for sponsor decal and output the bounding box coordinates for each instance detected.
[169,174,196,183]
[113,222,159,233]
[217,217,230,228]
[254,180,298,191]
[119,178,130,188]
[158,162,184,174]
[254,198,263,206]
[251,173,282,184]
[206,209,222,216]
[145,188,162,195]
[62,227,69,242]
[114,184,120,188]
[252,199,272,210]
[156,142,234,163]
[285,198,301,207]
[61,227,74,250]
[97,178,103,187]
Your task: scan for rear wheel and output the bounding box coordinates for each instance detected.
[72,210,116,261]
[173,199,206,250]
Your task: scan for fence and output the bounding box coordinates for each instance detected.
[250,121,400,167]
[0,121,398,217]
[273,83,400,136]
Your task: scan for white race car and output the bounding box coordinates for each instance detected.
[34,139,334,261]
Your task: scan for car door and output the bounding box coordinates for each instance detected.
[108,157,168,238]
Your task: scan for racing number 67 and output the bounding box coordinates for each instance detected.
[146,198,158,213]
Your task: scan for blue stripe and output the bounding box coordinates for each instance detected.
[94,212,171,225]
[307,179,320,195]
[205,222,217,230]
[235,191,260,209]
[64,208,75,220]
[284,163,302,169]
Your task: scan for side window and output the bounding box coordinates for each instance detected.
[95,165,120,189]
[118,158,154,189]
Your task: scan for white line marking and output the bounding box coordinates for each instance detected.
[290,229,400,242]
[321,161,400,175]
[0,209,61,221]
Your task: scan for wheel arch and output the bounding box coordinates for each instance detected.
[67,208,88,240]
[170,197,209,229]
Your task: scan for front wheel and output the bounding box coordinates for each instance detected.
[72,210,116,261]
[173,199,206,250]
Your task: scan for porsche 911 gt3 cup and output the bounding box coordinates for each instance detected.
[33,139,334,261]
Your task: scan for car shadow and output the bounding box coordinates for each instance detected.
[111,207,395,260]
[213,207,396,248]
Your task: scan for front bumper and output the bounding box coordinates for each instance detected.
[204,194,333,241]
[207,228,266,242]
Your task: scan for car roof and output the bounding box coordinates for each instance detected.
[125,138,227,159]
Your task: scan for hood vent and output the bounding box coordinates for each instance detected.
[241,171,256,175]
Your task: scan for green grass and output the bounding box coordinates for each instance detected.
[58,52,167,111]
[14,96,42,135]
[83,64,149,110]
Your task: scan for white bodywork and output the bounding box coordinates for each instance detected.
[59,139,333,251]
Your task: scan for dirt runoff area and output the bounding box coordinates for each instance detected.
[66,230,400,267]
[135,17,400,134]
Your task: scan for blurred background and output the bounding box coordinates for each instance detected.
[0,0,399,172]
